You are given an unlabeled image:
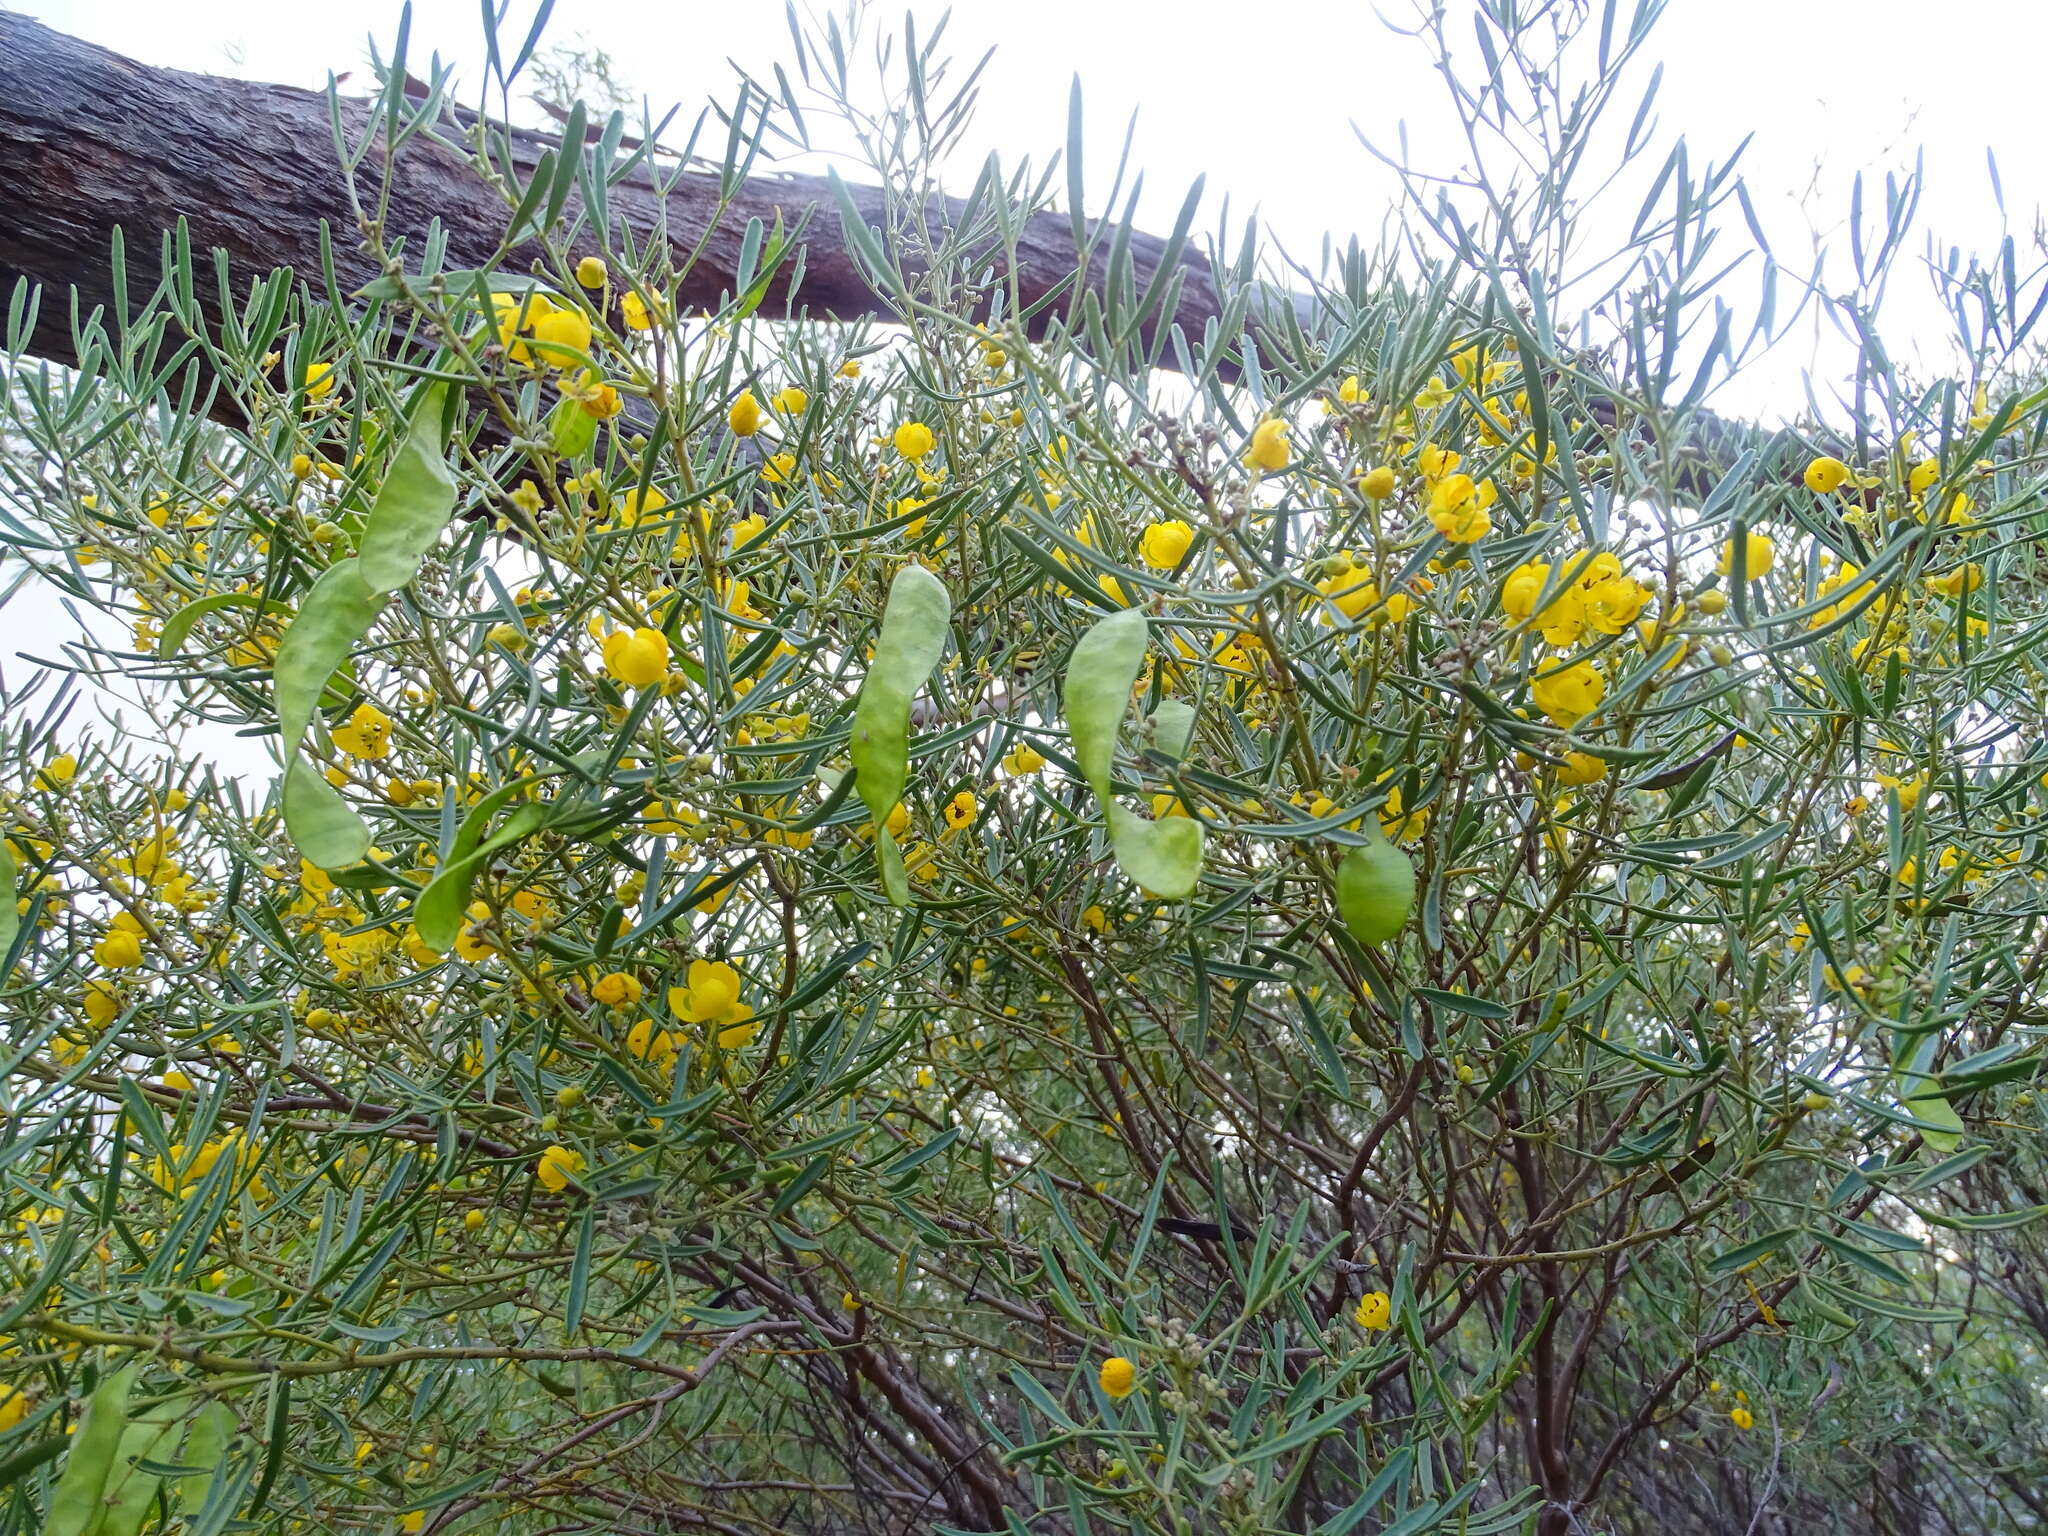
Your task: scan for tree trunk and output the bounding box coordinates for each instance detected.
[0,14,1227,404]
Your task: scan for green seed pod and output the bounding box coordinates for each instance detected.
[1336,833,1415,946]
[47,1363,137,1536]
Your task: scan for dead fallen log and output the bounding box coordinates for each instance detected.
[0,14,1229,407]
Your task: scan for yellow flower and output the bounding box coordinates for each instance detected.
[592,972,642,1008]
[1529,659,1604,726]
[535,1144,585,1192]
[1001,743,1046,776]
[1555,751,1608,786]
[1243,417,1291,472]
[575,255,609,288]
[526,305,593,369]
[728,390,763,437]
[893,421,937,460]
[1360,464,1397,500]
[1417,443,1461,481]
[771,386,809,415]
[602,627,670,689]
[625,1017,680,1067]
[331,701,392,761]
[621,290,663,330]
[1906,457,1940,498]
[1098,1356,1138,1398]
[1729,1406,1754,1431]
[943,790,979,832]
[729,512,767,550]
[563,370,623,419]
[1427,474,1495,543]
[711,1012,759,1049]
[0,1386,28,1432]
[1717,532,1776,579]
[1802,456,1850,494]
[453,900,494,963]
[303,360,336,401]
[663,962,745,1036]
[1582,576,1650,635]
[1354,1290,1392,1330]
[36,753,78,788]
[83,980,123,1026]
[1138,518,1195,570]
[491,291,555,364]
[1925,563,1984,598]
[1501,563,1586,647]
[94,926,144,969]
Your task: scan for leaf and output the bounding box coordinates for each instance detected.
[46,1363,135,1536]
[1410,987,1509,1019]
[354,268,542,302]
[850,564,951,904]
[357,383,458,592]
[1706,1228,1799,1277]
[1063,607,1205,899]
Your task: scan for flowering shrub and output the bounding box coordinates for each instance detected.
[2,4,2047,1533]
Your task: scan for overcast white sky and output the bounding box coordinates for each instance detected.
[11,0,2048,775]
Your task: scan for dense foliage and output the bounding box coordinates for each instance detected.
[3,2,2047,1532]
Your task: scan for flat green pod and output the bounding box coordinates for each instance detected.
[46,1363,136,1536]
[272,558,386,869]
[1064,607,1204,901]
[850,564,952,906]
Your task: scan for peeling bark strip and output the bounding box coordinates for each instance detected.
[0,15,1226,386]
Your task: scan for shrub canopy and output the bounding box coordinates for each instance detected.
[3,4,2048,1534]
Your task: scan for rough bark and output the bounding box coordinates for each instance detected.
[0,14,1225,401]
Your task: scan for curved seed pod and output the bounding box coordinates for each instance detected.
[271,384,458,869]
[411,802,550,954]
[272,558,385,869]
[0,837,17,960]
[357,384,458,592]
[46,1362,136,1536]
[850,564,951,906]
[1064,607,1204,900]
[93,1399,188,1536]
[173,1402,237,1524]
